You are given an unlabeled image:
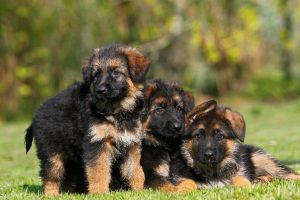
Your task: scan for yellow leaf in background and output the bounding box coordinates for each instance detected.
[36,74,48,85]
[16,6,29,18]
[191,21,201,47]
[239,7,259,31]
[284,40,294,50]
[15,67,34,79]
[227,47,241,62]
[18,84,32,97]
[232,30,244,44]
[0,84,5,93]
[206,49,220,64]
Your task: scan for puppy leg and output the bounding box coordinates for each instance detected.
[146,176,176,192]
[284,173,300,180]
[231,176,251,187]
[85,141,113,194]
[255,172,300,182]
[145,165,196,192]
[253,175,273,183]
[173,179,198,192]
[158,178,197,193]
[120,143,145,191]
[41,154,65,196]
[61,160,87,193]
[252,151,300,181]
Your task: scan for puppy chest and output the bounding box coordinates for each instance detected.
[89,122,142,146]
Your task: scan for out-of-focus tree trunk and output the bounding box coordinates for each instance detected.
[279,0,293,81]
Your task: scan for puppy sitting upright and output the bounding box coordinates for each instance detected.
[25,44,150,195]
[141,79,195,192]
[176,100,300,188]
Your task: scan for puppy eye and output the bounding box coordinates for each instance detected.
[94,69,101,76]
[194,129,205,139]
[175,104,183,111]
[112,70,122,77]
[215,130,225,140]
[155,107,165,114]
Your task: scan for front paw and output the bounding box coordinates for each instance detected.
[231,176,251,187]
[175,179,198,192]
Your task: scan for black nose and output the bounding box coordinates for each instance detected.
[96,86,108,95]
[204,150,214,159]
[172,122,183,131]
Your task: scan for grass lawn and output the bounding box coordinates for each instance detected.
[1,99,300,199]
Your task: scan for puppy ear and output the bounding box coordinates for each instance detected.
[186,100,217,126]
[140,83,155,122]
[82,48,100,85]
[145,83,156,99]
[82,59,91,85]
[122,47,150,83]
[144,82,157,108]
[223,108,246,142]
[183,91,195,113]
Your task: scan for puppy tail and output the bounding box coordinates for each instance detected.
[25,124,33,154]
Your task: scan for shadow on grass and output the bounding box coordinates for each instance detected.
[23,184,43,194]
[281,160,300,166]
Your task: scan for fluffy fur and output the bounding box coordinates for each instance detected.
[140,79,196,192]
[171,100,300,188]
[25,44,150,195]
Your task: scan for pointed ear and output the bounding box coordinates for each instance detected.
[122,47,150,83]
[186,100,217,126]
[82,48,100,85]
[144,82,156,100]
[183,91,195,113]
[223,108,246,142]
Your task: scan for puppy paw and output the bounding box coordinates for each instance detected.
[231,176,251,187]
[160,183,179,192]
[175,179,198,192]
[284,173,300,180]
[253,175,273,184]
[44,180,60,196]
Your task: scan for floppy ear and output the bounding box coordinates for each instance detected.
[183,91,195,113]
[122,47,150,83]
[82,48,100,85]
[141,82,156,121]
[186,100,217,126]
[144,82,156,100]
[223,108,246,142]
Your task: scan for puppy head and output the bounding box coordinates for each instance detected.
[81,44,150,113]
[143,79,195,140]
[182,100,245,168]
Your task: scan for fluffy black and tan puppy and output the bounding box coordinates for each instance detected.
[140,79,196,192]
[172,100,300,188]
[25,44,150,195]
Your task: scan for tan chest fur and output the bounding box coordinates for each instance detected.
[89,120,143,146]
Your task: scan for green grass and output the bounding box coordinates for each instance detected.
[1,100,300,199]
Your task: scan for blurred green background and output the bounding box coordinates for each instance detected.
[1,0,300,121]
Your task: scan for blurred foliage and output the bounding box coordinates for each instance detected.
[0,0,300,121]
[245,71,300,101]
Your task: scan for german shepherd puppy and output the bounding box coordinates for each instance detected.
[172,100,300,188]
[25,44,150,195]
[140,79,196,192]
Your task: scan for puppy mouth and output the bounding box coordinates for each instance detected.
[160,128,183,138]
[203,159,217,165]
[94,90,126,101]
[195,156,219,165]
[92,95,122,115]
